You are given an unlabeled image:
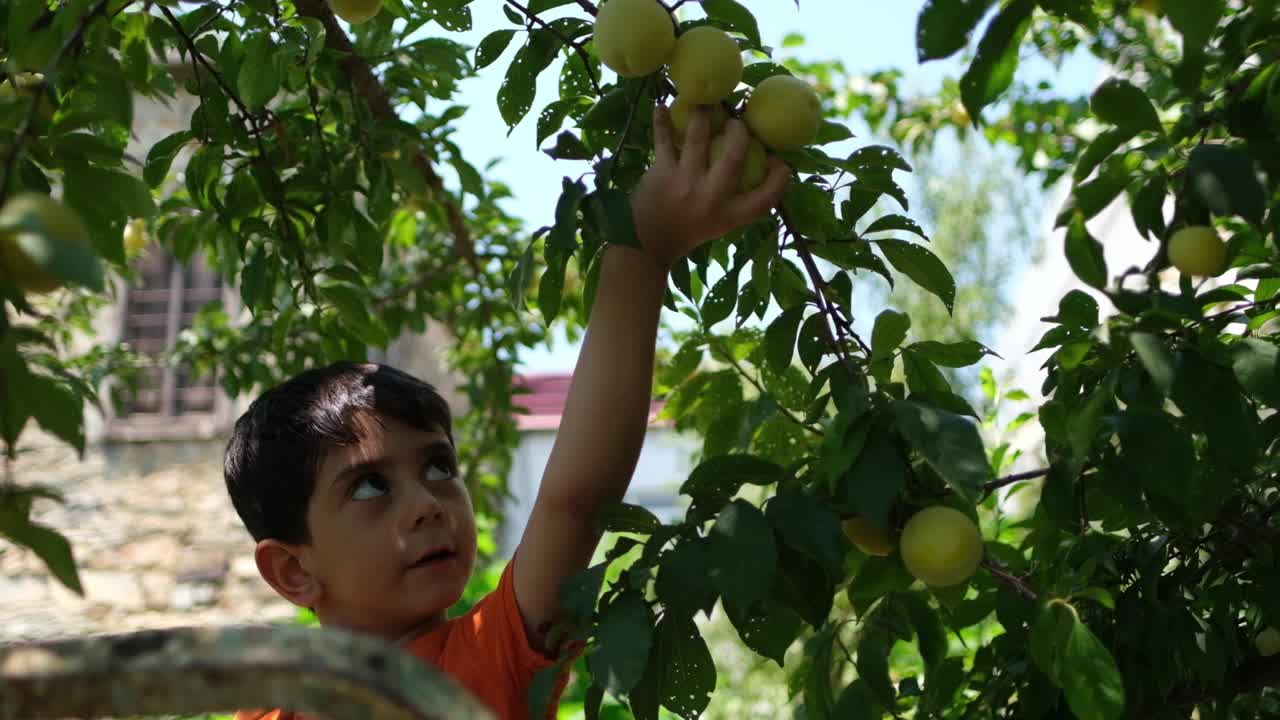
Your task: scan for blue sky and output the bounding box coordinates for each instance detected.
[433,2,1100,372]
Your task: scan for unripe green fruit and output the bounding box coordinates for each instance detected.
[668,26,743,104]
[899,506,984,587]
[1257,627,1280,657]
[329,0,382,25]
[669,96,729,146]
[0,193,92,294]
[708,134,768,193]
[593,0,675,78]
[842,517,895,557]
[1168,225,1227,277]
[743,74,823,150]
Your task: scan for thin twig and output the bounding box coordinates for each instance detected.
[304,64,332,168]
[611,79,647,168]
[779,210,861,372]
[0,0,113,203]
[570,0,598,16]
[710,338,824,437]
[983,467,1049,495]
[981,558,1039,600]
[504,0,602,97]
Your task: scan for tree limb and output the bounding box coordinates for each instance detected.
[0,625,494,720]
[292,0,478,271]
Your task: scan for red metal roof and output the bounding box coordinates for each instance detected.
[512,373,668,431]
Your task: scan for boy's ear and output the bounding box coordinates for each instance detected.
[254,539,323,608]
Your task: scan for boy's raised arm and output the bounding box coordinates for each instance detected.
[511,106,789,651]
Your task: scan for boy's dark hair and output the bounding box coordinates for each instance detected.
[224,361,453,544]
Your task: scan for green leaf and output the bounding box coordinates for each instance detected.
[765,490,846,580]
[899,593,947,671]
[1114,409,1196,523]
[27,372,84,453]
[856,630,896,708]
[876,239,956,313]
[1231,339,1280,407]
[1074,126,1137,183]
[0,204,104,293]
[708,499,777,609]
[656,538,718,618]
[629,615,716,720]
[832,680,878,720]
[1031,602,1126,720]
[143,130,193,188]
[723,593,803,666]
[1090,78,1162,135]
[1130,332,1175,396]
[681,454,785,512]
[587,592,654,694]
[871,309,910,361]
[539,246,569,324]
[239,33,280,110]
[891,400,991,502]
[959,0,1035,122]
[919,657,966,714]
[907,340,994,368]
[595,502,661,535]
[845,144,913,173]
[764,307,804,373]
[1164,0,1225,51]
[582,188,638,248]
[863,213,929,242]
[498,29,560,129]
[1186,144,1268,224]
[848,555,915,611]
[702,0,761,48]
[1065,212,1108,289]
[841,426,906,529]
[916,0,998,62]
[474,29,516,69]
[0,511,82,595]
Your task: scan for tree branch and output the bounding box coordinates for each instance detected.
[291,0,478,272]
[779,210,864,372]
[983,467,1049,496]
[503,0,602,97]
[981,558,1039,600]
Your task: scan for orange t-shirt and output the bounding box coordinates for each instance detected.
[233,556,573,720]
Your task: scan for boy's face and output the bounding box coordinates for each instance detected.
[295,411,476,639]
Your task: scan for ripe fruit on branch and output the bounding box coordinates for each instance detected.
[1167,225,1227,277]
[0,193,94,294]
[669,96,729,146]
[842,516,895,557]
[708,133,768,193]
[899,506,984,587]
[329,0,382,25]
[668,26,743,104]
[743,74,823,150]
[593,0,675,78]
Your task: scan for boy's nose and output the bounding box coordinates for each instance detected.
[404,481,445,528]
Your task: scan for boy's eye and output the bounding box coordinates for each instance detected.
[351,474,390,501]
[425,460,456,482]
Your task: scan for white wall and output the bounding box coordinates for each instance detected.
[498,427,700,556]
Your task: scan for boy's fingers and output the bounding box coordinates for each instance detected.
[706,119,750,198]
[652,103,677,169]
[678,107,712,177]
[730,156,791,223]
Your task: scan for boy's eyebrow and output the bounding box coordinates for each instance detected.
[331,437,455,487]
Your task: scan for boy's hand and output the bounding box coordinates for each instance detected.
[630,104,791,270]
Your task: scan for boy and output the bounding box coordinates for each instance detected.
[224,106,790,720]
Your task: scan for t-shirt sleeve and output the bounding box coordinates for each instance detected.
[489,549,561,676]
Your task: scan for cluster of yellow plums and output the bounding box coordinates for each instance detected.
[593,0,824,191]
[844,506,985,588]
